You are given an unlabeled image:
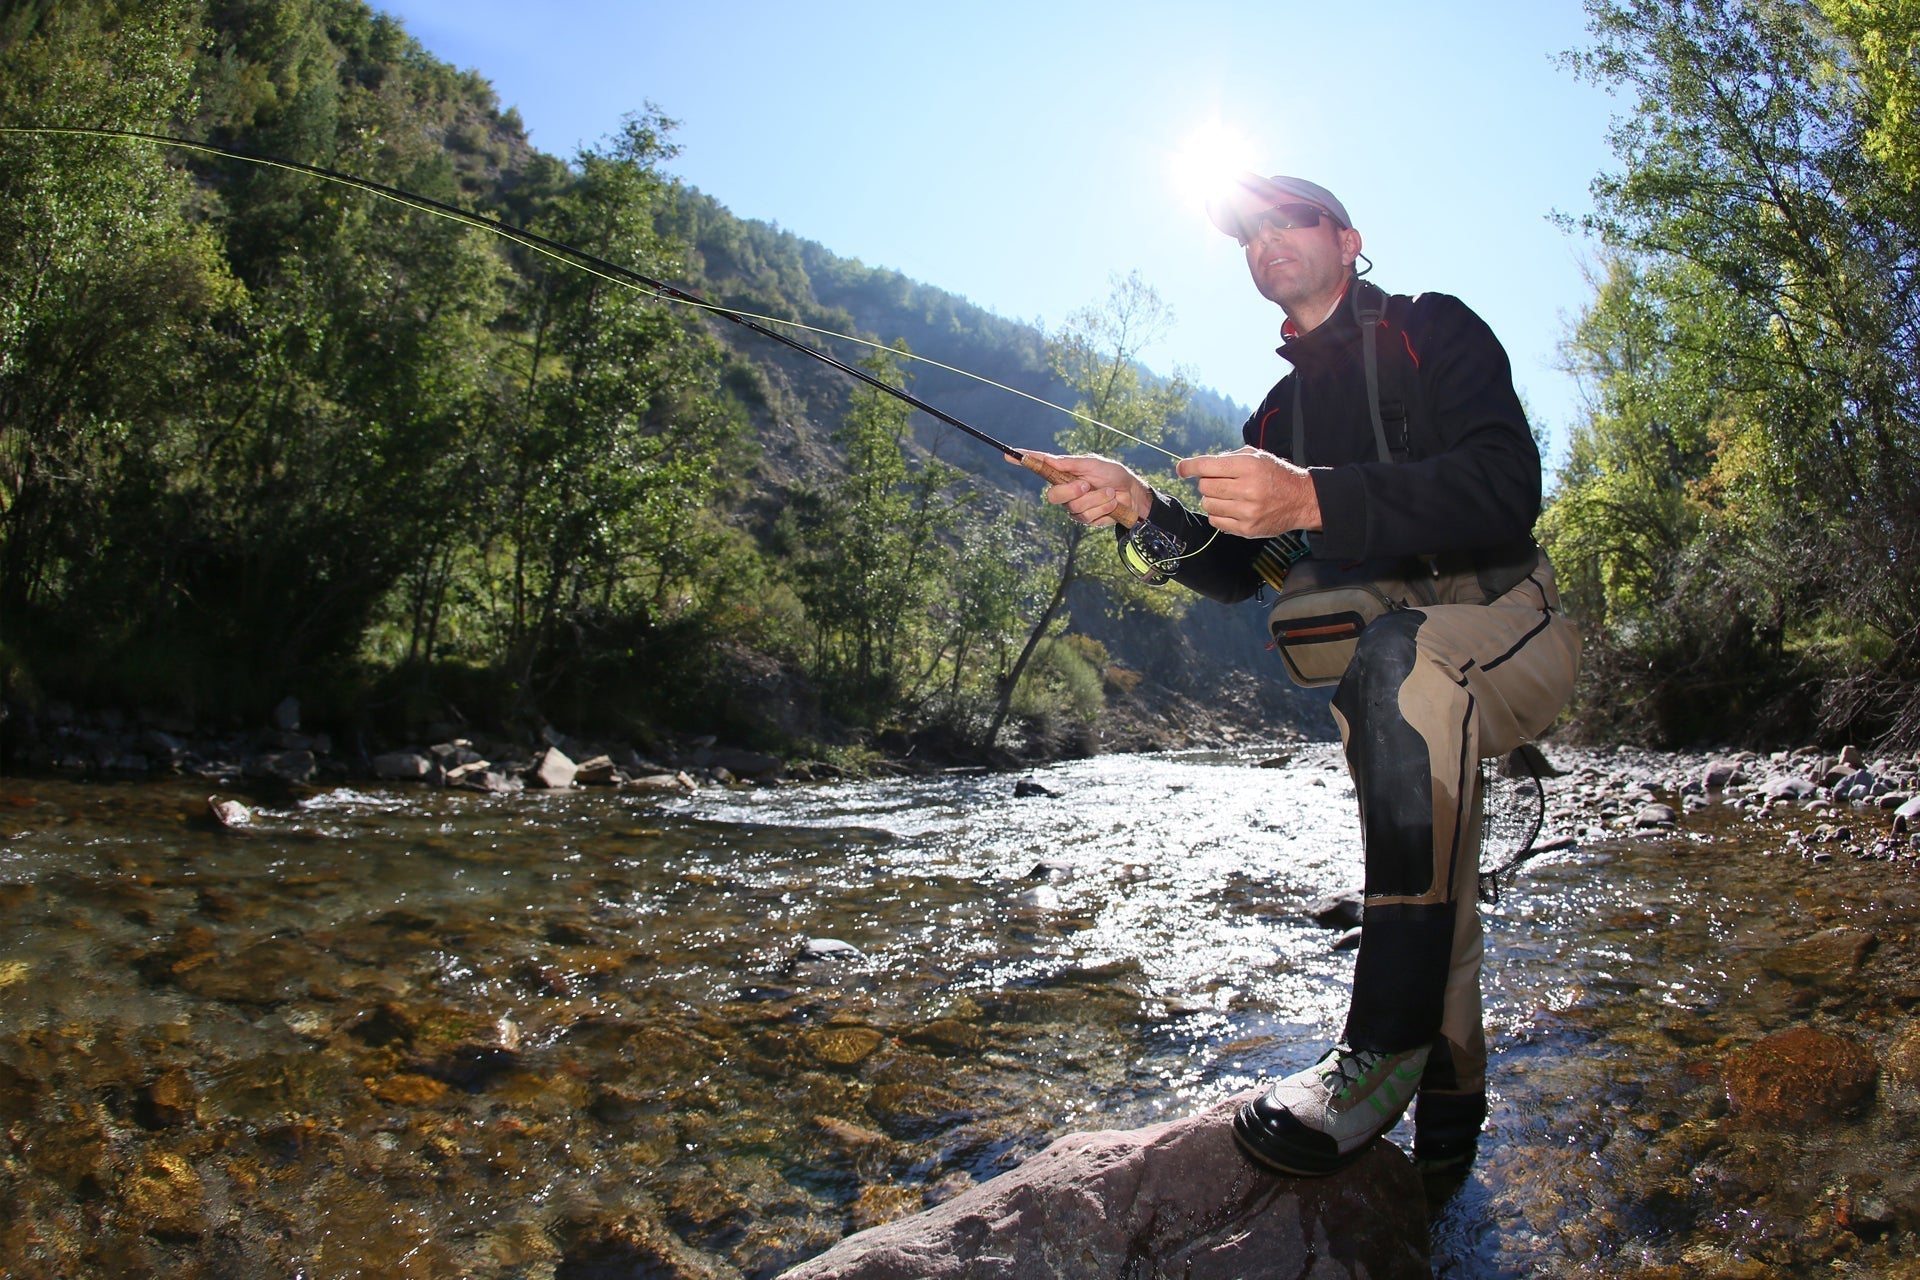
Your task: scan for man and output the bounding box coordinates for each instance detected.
[1027,174,1579,1176]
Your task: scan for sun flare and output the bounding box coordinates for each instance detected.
[1166,118,1262,214]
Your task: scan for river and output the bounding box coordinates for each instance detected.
[0,745,1915,1277]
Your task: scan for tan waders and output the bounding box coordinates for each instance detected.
[1237,557,1579,1175]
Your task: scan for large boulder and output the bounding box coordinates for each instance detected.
[777,1092,1429,1279]
[532,746,578,790]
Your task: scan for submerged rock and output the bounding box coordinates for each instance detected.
[1012,779,1058,799]
[1723,1027,1877,1125]
[778,1091,1428,1279]
[1763,928,1876,984]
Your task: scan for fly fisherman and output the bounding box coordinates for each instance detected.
[1025,174,1579,1176]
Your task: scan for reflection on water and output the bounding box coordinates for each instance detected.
[0,747,1915,1277]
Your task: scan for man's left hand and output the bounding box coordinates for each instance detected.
[1176,446,1322,538]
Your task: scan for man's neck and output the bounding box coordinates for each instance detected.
[1280,279,1352,340]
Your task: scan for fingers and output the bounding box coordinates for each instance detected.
[1176,451,1261,480]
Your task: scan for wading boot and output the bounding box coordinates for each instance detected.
[1411,1089,1487,1174]
[1233,1042,1428,1176]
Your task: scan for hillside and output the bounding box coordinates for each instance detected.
[0,0,1319,764]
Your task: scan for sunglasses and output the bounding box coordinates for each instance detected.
[1237,202,1338,242]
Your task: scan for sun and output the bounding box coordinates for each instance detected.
[1165,118,1262,214]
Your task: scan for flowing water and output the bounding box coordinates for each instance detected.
[0,746,1916,1278]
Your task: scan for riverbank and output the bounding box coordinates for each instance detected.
[0,668,1315,793]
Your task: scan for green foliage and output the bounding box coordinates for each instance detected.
[784,345,966,724]
[1550,0,1920,746]
[0,0,1232,752]
[986,271,1193,749]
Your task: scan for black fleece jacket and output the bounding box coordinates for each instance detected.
[1140,280,1541,605]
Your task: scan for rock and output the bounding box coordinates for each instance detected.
[814,1114,892,1154]
[1896,795,1920,822]
[794,938,864,965]
[905,1020,984,1054]
[207,796,251,829]
[629,772,696,794]
[1333,926,1363,952]
[1836,769,1877,802]
[366,1071,451,1106]
[1306,888,1364,930]
[1764,927,1876,983]
[1634,803,1678,828]
[1885,1024,1920,1088]
[443,759,491,786]
[141,1068,197,1128]
[803,1027,885,1067]
[1702,759,1744,791]
[1839,744,1864,770]
[272,695,301,731]
[1763,775,1819,802]
[532,746,578,790]
[0,1059,41,1122]
[1258,754,1294,769]
[246,749,316,785]
[1013,779,1058,799]
[708,747,784,779]
[777,1091,1429,1279]
[372,750,432,780]
[1026,861,1074,883]
[574,754,619,784]
[557,1215,738,1280]
[120,1150,205,1237]
[465,769,525,794]
[1723,1027,1877,1125]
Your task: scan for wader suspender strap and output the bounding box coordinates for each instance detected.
[1290,279,1396,468]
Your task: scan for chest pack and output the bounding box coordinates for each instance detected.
[1264,281,1535,687]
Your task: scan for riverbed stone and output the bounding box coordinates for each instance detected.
[247,749,315,785]
[1764,776,1820,802]
[1764,928,1876,984]
[804,1027,885,1067]
[1885,1024,1920,1089]
[778,1091,1428,1279]
[120,1150,206,1237]
[556,1213,739,1280]
[1724,1027,1877,1124]
[1635,803,1678,828]
[1702,759,1744,790]
[1306,888,1363,929]
[532,746,578,789]
[372,751,431,780]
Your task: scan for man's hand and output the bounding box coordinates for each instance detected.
[1175,446,1322,538]
[1009,451,1152,529]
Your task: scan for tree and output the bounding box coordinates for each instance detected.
[1553,0,1920,744]
[986,272,1191,749]
[786,344,964,724]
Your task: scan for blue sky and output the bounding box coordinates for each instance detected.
[375,1,1622,465]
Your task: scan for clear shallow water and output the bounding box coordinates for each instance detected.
[0,748,1916,1277]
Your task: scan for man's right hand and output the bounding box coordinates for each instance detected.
[1009,451,1153,529]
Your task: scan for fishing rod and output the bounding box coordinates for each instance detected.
[0,125,1148,527]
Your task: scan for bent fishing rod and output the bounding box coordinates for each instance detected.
[2,125,1150,524]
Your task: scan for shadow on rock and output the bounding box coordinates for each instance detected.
[778,1090,1429,1279]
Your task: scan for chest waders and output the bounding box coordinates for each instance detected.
[1269,279,1582,1167]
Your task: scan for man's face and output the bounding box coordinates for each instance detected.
[1241,204,1362,323]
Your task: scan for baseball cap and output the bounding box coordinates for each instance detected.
[1206,173,1352,240]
